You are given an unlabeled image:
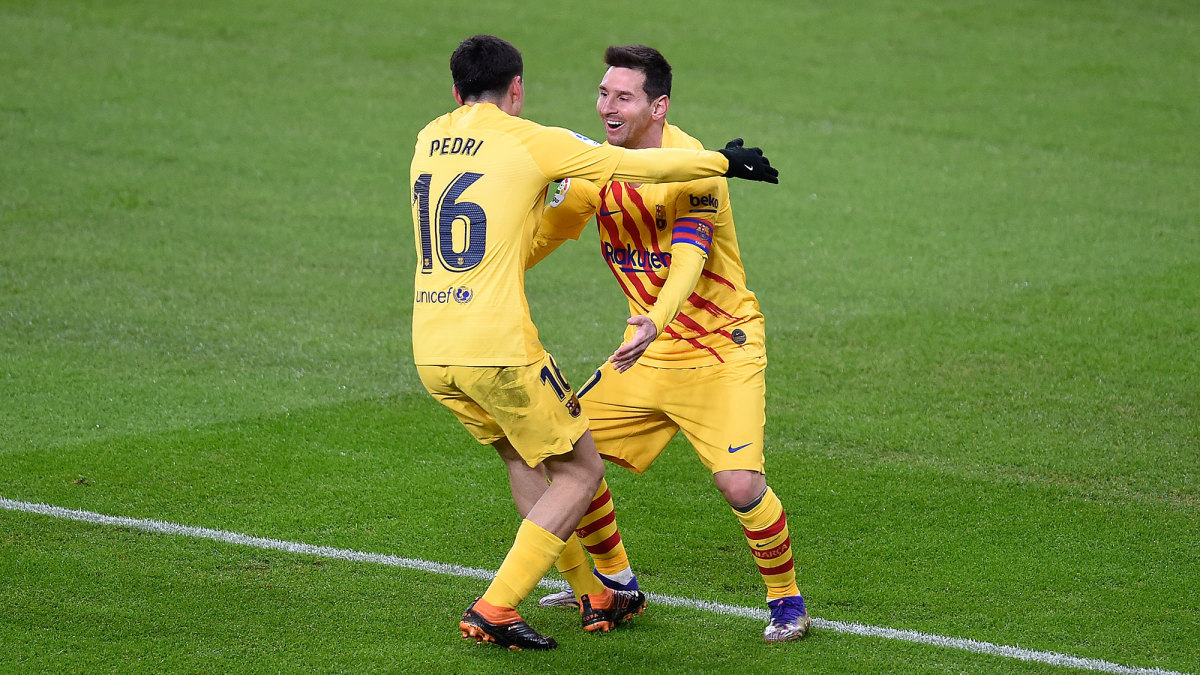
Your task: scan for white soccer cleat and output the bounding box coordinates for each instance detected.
[537,588,580,609]
[764,594,811,642]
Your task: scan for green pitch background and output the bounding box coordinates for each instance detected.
[2,0,1197,672]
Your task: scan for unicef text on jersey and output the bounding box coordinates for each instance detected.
[414,286,475,305]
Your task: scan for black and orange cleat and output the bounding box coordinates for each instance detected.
[580,588,647,632]
[539,568,641,609]
[459,597,558,651]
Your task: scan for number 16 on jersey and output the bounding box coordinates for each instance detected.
[413,172,488,274]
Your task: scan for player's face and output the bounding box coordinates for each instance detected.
[597,67,656,148]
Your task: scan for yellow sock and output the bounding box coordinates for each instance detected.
[732,487,799,600]
[556,534,604,600]
[575,479,631,576]
[482,519,567,610]
[555,533,588,575]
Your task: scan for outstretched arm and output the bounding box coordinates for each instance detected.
[611,139,778,184]
[529,125,779,186]
[527,178,601,269]
[609,245,706,372]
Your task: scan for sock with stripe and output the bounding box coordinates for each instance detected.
[732,486,800,600]
[482,519,567,610]
[574,479,634,584]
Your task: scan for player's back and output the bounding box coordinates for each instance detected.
[409,103,561,367]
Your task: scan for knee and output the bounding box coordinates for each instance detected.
[714,470,767,509]
[572,432,606,491]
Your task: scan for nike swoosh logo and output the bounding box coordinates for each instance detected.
[598,209,619,216]
[743,164,754,172]
[754,541,774,549]
[727,442,752,453]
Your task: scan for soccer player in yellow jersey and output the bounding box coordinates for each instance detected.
[529,45,811,642]
[410,35,779,650]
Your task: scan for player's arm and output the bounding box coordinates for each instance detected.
[609,178,720,372]
[613,138,777,184]
[528,126,778,186]
[527,178,601,269]
[609,246,706,372]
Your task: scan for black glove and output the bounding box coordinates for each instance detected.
[717,138,779,184]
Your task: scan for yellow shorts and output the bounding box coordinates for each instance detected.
[417,352,588,468]
[577,355,766,475]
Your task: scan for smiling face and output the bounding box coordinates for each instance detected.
[596,66,669,149]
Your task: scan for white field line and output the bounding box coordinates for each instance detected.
[1,496,1190,675]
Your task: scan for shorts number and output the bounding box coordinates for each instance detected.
[414,172,487,274]
[539,357,570,400]
[540,356,582,417]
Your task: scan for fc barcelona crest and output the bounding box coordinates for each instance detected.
[655,204,667,231]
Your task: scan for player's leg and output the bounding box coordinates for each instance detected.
[713,471,799,604]
[539,431,646,632]
[541,477,637,610]
[670,357,810,642]
[489,404,651,633]
[544,533,594,607]
[421,360,586,650]
[525,430,604,538]
[540,365,676,608]
[466,356,643,640]
[472,435,602,625]
[493,437,548,516]
[579,365,676,584]
[460,515,567,651]
[484,370,617,612]
[575,479,637,586]
[715,473,795,599]
[713,469,809,641]
[493,439,611,610]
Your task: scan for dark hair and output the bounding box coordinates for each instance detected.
[450,35,524,101]
[604,44,672,99]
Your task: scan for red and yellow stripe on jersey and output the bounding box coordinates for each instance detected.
[536,123,765,367]
[410,104,732,367]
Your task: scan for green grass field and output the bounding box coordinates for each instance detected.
[2,0,1197,672]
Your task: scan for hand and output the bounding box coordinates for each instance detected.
[609,315,658,373]
[717,138,779,184]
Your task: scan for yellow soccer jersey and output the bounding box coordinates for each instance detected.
[410,104,730,366]
[537,124,765,367]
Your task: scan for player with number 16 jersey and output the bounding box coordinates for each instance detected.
[411,100,733,369]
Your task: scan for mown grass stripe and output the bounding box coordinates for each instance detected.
[4,496,1189,675]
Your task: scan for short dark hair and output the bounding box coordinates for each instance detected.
[450,35,523,102]
[604,44,672,100]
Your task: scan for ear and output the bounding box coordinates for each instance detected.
[507,75,525,115]
[453,85,464,106]
[651,94,670,121]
